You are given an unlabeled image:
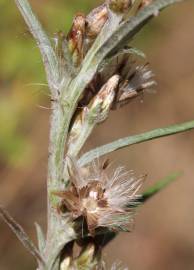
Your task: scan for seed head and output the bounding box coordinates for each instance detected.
[54,158,145,236]
[114,62,156,108]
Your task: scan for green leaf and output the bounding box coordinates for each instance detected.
[79,120,194,166]
[139,171,182,203]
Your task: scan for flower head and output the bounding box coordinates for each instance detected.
[86,4,108,39]
[113,62,156,108]
[80,52,156,109]
[54,158,145,236]
[67,13,86,66]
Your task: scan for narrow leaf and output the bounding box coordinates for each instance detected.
[15,0,58,95]
[79,120,194,166]
[35,222,46,254]
[140,171,182,203]
[0,205,45,266]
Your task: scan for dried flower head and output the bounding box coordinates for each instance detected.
[108,0,132,13]
[86,4,108,39]
[54,158,145,236]
[81,52,156,109]
[114,62,156,108]
[67,13,86,66]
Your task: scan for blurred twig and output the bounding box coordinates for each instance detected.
[0,205,45,267]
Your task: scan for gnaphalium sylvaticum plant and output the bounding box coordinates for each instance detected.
[1,0,194,269]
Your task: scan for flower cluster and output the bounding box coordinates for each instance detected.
[53,2,156,152]
[53,0,154,267]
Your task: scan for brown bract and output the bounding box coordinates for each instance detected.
[86,4,108,39]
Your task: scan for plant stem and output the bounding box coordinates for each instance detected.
[15,0,58,96]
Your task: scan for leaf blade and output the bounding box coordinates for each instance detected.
[79,120,194,166]
[139,171,182,203]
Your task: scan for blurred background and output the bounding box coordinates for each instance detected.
[0,0,194,269]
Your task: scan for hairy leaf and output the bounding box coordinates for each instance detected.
[79,120,194,166]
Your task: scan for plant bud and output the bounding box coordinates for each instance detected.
[67,76,119,154]
[75,243,96,269]
[67,13,86,66]
[108,0,132,13]
[139,0,153,8]
[89,75,120,123]
[86,4,108,39]
[67,107,88,146]
[60,257,71,270]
